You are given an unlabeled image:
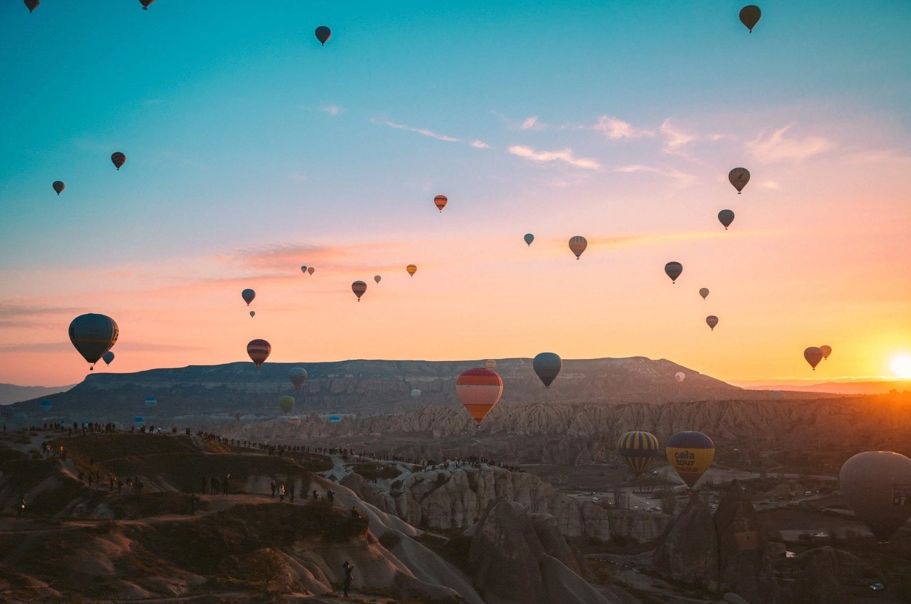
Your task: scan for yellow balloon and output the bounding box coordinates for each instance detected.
[406,264,417,277]
[665,431,715,488]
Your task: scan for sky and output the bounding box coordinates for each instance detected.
[1,1,910,387]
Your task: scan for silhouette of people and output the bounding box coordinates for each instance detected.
[342,560,354,597]
[279,482,286,502]
[17,495,26,518]
[270,480,276,498]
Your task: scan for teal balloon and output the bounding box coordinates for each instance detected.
[524,233,534,246]
[533,352,562,388]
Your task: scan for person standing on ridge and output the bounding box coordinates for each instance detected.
[342,561,354,597]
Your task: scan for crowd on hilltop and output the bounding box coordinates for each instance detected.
[8,421,524,518]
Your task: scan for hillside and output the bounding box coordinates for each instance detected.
[0,430,619,603]
[0,383,71,406]
[8,357,785,426]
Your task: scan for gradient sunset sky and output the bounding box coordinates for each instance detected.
[1,1,910,387]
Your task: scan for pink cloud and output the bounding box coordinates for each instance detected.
[593,116,654,140]
[746,125,832,163]
[508,145,600,170]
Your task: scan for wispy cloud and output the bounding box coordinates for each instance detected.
[521,116,540,130]
[508,145,600,170]
[232,241,407,272]
[376,119,460,143]
[659,119,696,154]
[746,125,831,163]
[471,139,491,149]
[321,104,344,117]
[0,304,83,320]
[615,164,696,186]
[593,116,654,140]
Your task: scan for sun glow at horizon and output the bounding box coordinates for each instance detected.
[891,355,911,380]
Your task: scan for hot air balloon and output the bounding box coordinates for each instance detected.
[328,414,342,423]
[308,267,315,275]
[699,288,710,300]
[68,314,119,370]
[249,310,256,318]
[666,431,715,488]
[139,0,155,9]
[278,395,295,414]
[569,236,587,260]
[617,431,660,478]
[301,265,308,273]
[40,399,52,412]
[111,152,126,171]
[352,281,367,301]
[315,26,331,45]
[241,289,255,305]
[247,339,271,367]
[102,351,115,366]
[839,451,911,542]
[706,315,719,331]
[524,233,534,246]
[675,371,686,383]
[664,261,683,284]
[374,275,381,284]
[289,367,308,391]
[804,346,823,370]
[739,5,761,32]
[532,352,562,388]
[406,264,417,277]
[434,195,448,212]
[728,168,750,194]
[484,359,497,370]
[134,416,145,427]
[52,181,65,195]
[410,388,421,399]
[718,209,735,230]
[455,368,503,425]
[24,0,39,13]
[144,396,157,408]
[820,345,832,360]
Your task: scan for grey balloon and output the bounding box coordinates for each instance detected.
[839,451,911,542]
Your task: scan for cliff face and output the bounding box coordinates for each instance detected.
[468,500,619,604]
[11,356,757,424]
[341,464,670,544]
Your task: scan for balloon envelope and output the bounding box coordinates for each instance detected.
[728,167,750,193]
[524,233,534,246]
[718,209,735,229]
[532,352,562,388]
[102,351,115,366]
[249,310,255,318]
[804,346,823,370]
[247,339,271,367]
[617,431,660,478]
[666,431,715,488]
[664,261,683,283]
[139,0,155,9]
[301,265,307,273]
[699,288,710,300]
[406,264,417,277]
[278,395,295,414]
[25,0,39,13]
[456,368,504,425]
[820,345,832,360]
[315,26,331,45]
[839,451,911,542]
[374,275,381,283]
[675,371,686,383]
[308,267,315,275]
[289,367,308,391]
[706,315,719,331]
[68,314,119,368]
[144,396,157,408]
[111,152,126,170]
[739,5,761,32]
[410,388,421,399]
[52,181,65,195]
[241,289,255,305]
[569,236,588,259]
[352,281,367,301]
[434,195,448,212]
